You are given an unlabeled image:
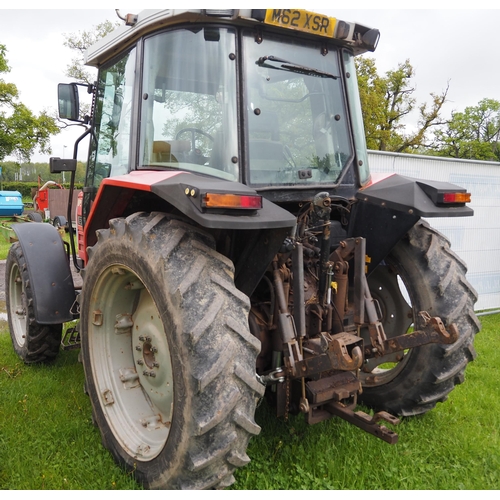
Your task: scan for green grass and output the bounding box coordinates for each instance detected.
[0,221,14,260]
[0,218,74,260]
[0,336,140,490]
[0,240,10,260]
[0,314,499,490]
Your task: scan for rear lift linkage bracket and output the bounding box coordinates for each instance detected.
[257,227,460,445]
[364,310,459,362]
[350,236,460,361]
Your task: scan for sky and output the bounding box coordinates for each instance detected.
[1,2,499,163]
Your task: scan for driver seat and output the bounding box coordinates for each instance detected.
[152,140,190,163]
[248,111,286,182]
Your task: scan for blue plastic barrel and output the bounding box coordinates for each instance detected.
[0,191,24,216]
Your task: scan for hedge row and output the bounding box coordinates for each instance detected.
[1,182,83,198]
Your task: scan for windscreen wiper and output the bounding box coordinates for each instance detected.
[257,55,338,80]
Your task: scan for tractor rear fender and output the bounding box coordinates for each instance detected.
[82,171,296,296]
[348,173,473,275]
[84,171,296,247]
[11,222,76,325]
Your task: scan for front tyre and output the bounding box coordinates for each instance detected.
[360,220,480,416]
[81,213,264,489]
[5,242,62,363]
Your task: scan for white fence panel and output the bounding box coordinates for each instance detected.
[368,150,500,312]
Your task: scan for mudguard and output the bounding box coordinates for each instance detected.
[357,173,473,217]
[80,171,296,295]
[12,222,76,324]
[349,173,473,274]
[83,170,297,249]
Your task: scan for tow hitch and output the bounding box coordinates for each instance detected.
[326,403,400,444]
[258,309,460,444]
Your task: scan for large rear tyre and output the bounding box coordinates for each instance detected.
[81,213,264,489]
[5,242,62,363]
[360,220,480,416]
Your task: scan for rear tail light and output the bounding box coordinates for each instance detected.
[442,192,471,204]
[202,193,263,210]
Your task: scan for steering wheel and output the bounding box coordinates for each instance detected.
[175,128,215,165]
[176,127,214,150]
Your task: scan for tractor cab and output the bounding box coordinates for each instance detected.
[59,9,379,211]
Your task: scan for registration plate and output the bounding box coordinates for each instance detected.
[264,9,337,38]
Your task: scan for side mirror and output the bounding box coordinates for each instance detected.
[50,157,77,173]
[58,83,80,121]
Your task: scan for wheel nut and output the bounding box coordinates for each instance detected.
[137,359,144,365]
[135,345,142,351]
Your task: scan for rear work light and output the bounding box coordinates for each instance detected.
[442,192,472,204]
[202,193,263,210]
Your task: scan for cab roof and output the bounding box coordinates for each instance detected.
[85,9,380,67]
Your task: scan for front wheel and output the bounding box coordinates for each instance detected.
[360,220,480,416]
[5,243,62,363]
[81,213,264,489]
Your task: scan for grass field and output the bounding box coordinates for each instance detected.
[0,227,13,260]
[0,312,498,490]
[0,216,73,261]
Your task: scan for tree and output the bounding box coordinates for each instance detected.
[63,20,120,84]
[431,98,500,161]
[0,44,59,163]
[356,57,448,153]
[60,19,120,123]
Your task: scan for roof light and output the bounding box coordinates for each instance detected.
[203,9,235,17]
[336,21,351,40]
[361,28,380,52]
[202,193,263,210]
[115,9,138,26]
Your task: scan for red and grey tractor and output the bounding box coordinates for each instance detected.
[6,9,479,489]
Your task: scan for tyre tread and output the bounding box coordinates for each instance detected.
[360,220,479,416]
[82,213,261,489]
[6,242,62,364]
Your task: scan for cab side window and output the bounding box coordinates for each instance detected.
[87,47,136,191]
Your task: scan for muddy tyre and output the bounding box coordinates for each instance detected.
[360,220,480,416]
[81,213,264,489]
[5,242,62,363]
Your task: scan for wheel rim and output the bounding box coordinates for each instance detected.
[360,263,414,387]
[8,261,27,347]
[88,264,174,461]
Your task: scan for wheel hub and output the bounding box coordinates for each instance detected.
[88,264,174,461]
[139,338,158,369]
[9,263,27,346]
